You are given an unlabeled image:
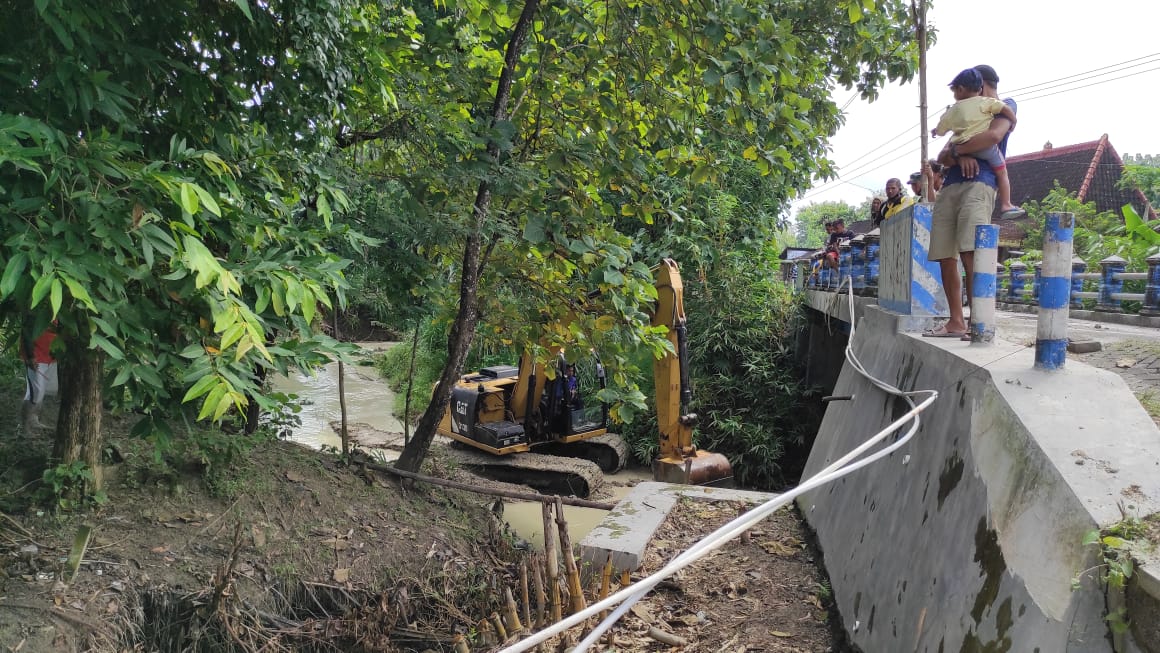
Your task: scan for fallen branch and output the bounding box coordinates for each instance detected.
[360,459,615,510]
[647,626,688,647]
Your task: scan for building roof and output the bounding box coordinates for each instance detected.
[846,219,876,236]
[995,134,1156,245]
[779,246,816,260]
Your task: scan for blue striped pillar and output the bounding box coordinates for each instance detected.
[851,237,866,293]
[1035,212,1075,370]
[970,225,998,344]
[821,259,832,290]
[1008,261,1027,302]
[1070,257,1086,309]
[864,234,880,291]
[1142,253,1160,316]
[839,241,852,289]
[1098,255,1127,312]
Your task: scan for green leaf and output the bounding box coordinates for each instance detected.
[49,279,63,316]
[524,215,545,243]
[317,193,332,228]
[192,184,221,217]
[0,252,28,297]
[30,273,53,308]
[182,374,219,403]
[691,164,712,184]
[62,276,95,310]
[90,334,124,360]
[179,183,200,215]
[232,0,253,21]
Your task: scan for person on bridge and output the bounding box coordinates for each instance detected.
[925,64,1018,339]
[931,67,1023,220]
[878,178,914,225]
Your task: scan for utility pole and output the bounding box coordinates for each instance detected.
[913,0,929,201]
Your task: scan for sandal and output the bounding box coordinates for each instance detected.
[923,326,967,338]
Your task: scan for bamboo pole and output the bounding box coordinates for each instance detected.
[554,496,587,614]
[491,612,508,641]
[541,501,561,623]
[504,586,524,634]
[532,558,548,629]
[598,553,613,619]
[519,562,532,630]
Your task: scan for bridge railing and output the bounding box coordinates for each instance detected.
[785,233,881,296]
[996,253,1160,316]
[784,245,1160,317]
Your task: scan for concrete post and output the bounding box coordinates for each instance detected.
[1032,261,1042,304]
[1097,255,1127,312]
[839,241,852,289]
[850,237,866,293]
[1008,261,1027,303]
[1035,213,1074,370]
[1071,257,1087,309]
[1141,253,1160,316]
[864,234,880,292]
[970,225,998,345]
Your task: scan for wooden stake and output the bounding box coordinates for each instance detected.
[620,569,631,587]
[541,501,561,623]
[453,633,470,653]
[519,561,532,630]
[913,0,930,200]
[554,496,587,615]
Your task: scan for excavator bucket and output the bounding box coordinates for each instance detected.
[653,450,733,487]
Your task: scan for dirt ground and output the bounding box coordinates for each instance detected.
[0,397,846,652]
[592,499,842,653]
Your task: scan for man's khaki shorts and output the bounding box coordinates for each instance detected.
[929,181,996,261]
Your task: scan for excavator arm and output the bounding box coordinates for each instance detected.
[651,259,733,486]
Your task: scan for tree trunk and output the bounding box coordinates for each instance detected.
[52,334,105,491]
[395,0,541,473]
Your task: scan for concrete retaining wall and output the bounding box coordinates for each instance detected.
[799,306,1160,652]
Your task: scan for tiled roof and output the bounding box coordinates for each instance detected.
[993,135,1156,245]
[847,219,875,236]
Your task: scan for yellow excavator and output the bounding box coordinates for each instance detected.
[438,259,733,496]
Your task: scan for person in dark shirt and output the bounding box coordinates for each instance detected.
[824,219,855,270]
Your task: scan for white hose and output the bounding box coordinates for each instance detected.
[500,279,938,653]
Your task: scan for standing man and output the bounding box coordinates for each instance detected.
[20,322,57,432]
[924,64,1015,338]
[880,177,914,223]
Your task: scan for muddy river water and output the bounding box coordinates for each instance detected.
[268,344,643,547]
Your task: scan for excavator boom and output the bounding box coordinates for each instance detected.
[650,259,733,486]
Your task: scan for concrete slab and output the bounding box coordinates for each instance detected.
[578,482,775,576]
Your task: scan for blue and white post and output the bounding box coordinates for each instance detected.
[1035,212,1075,370]
[970,225,998,344]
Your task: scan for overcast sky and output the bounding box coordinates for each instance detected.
[790,0,1160,218]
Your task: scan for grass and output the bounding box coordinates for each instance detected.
[1135,390,1160,424]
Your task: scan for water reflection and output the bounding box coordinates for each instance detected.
[269,343,406,456]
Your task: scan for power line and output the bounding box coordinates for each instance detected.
[1004,52,1160,95]
[798,53,1160,205]
[1019,65,1160,104]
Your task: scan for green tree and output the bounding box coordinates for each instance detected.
[792,200,861,247]
[0,1,372,489]
[350,0,925,473]
[1120,157,1160,210]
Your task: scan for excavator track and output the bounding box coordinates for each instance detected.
[533,433,629,473]
[447,447,604,498]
